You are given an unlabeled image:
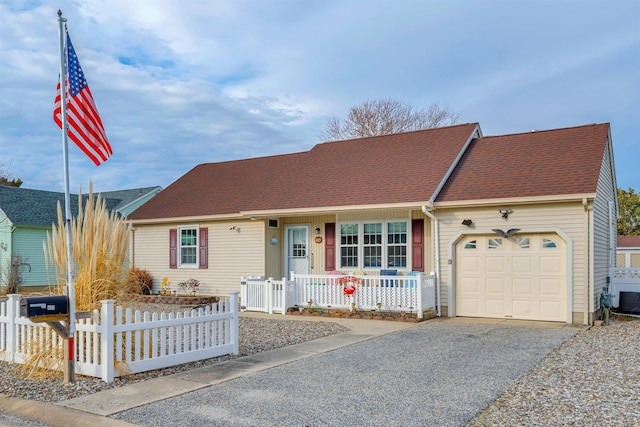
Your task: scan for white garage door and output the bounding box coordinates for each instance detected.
[456,234,566,322]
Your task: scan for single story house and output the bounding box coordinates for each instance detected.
[0,185,162,291]
[129,122,617,325]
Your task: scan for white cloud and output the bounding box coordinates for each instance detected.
[0,0,638,193]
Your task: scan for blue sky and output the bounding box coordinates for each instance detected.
[1,0,638,194]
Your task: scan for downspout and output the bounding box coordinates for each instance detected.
[421,205,441,317]
[583,198,592,325]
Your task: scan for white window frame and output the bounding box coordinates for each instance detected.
[337,220,410,271]
[179,225,199,268]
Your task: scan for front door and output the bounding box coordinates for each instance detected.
[286,225,309,276]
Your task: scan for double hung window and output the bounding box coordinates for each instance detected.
[180,227,198,267]
[339,221,408,270]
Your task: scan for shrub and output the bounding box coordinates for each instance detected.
[125,268,152,295]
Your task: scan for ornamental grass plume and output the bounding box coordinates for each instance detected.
[45,183,132,311]
[16,184,133,380]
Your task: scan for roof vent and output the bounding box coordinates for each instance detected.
[530,129,538,132]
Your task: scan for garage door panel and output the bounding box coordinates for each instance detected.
[539,301,563,320]
[459,298,483,316]
[512,256,534,273]
[485,299,507,316]
[540,278,562,297]
[513,299,539,318]
[512,278,536,297]
[459,256,480,274]
[459,277,481,294]
[457,234,566,322]
[485,257,506,273]
[540,256,561,273]
[485,278,506,295]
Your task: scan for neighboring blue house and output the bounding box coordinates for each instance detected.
[0,186,162,291]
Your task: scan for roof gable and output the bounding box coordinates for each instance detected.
[436,123,611,202]
[129,123,480,220]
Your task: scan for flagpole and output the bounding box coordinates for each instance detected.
[57,9,75,383]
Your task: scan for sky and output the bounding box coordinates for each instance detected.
[1,0,638,194]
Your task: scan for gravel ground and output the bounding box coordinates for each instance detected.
[0,302,348,403]
[469,315,640,426]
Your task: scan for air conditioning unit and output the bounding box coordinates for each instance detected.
[618,292,640,315]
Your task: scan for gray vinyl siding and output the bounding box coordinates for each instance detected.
[592,140,617,312]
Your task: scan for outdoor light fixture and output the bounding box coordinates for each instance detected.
[499,209,513,219]
[315,227,321,235]
[461,219,473,226]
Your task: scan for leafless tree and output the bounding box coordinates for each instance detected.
[0,162,22,187]
[322,97,462,141]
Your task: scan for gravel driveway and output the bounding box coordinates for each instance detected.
[113,320,578,427]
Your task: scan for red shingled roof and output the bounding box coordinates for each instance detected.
[436,123,610,202]
[618,235,640,248]
[129,123,479,220]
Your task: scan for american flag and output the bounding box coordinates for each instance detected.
[54,33,112,166]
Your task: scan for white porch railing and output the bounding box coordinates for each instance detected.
[611,268,640,308]
[240,273,436,319]
[240,276,292,314]
[0,293,239,382]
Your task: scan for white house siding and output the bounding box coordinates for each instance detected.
[133,220,264,297]
[436,202,587,323]
[592,140,617,317]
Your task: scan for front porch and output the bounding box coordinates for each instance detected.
[240,272,437,319]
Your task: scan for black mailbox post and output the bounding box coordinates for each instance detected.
[20,296,69,322]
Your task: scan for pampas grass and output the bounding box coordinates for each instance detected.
[16,184,134,380]
[45,183,132,311]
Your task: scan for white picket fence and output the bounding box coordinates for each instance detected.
[240,273,436,319]
[0,293,239,382]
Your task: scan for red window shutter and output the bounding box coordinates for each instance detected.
[325,223,336,271]
[199,227,208,269]
[169,228,177,269]
[411,219,424,272]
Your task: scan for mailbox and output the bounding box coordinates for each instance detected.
[20,296,69,322]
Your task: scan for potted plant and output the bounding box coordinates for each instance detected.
[160,277,170,295]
